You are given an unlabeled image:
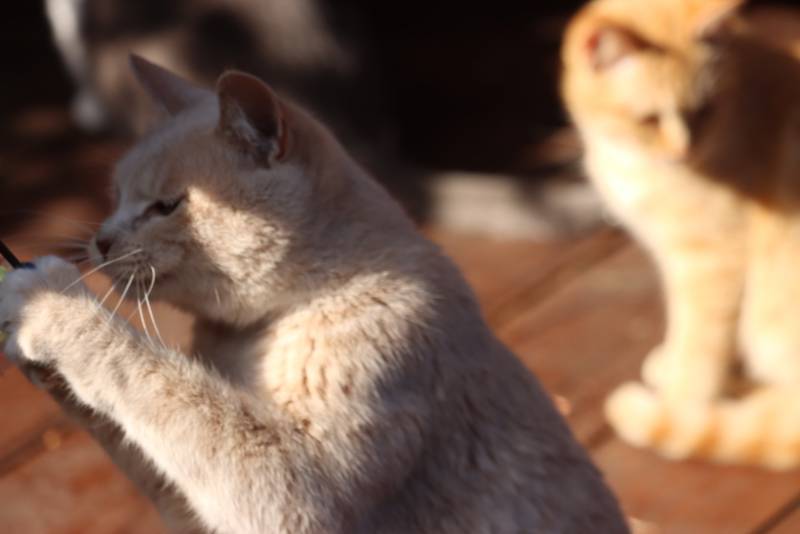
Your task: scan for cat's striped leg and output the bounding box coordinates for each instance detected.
[643,241,744,401]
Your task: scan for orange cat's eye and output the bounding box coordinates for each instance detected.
[639,114,661,128]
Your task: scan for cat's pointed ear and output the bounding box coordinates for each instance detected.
[585,25,648,71]
[129,54,210,116]
[695,0,745,41]
[216,71,288,166]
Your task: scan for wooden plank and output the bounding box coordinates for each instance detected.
[595,440,800,534]
[0,430,164,534]
[492,241,800,532]
[763,501,800,534]
[427,227,626,325]
[0,361,65,466]
[426,229,577,308]
[497,244,661,443]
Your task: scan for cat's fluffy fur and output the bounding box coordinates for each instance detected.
[0,58,626,533]
[562,0,800,469]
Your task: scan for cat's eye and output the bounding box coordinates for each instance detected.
[149,196,185,217]
[639,113,661,128]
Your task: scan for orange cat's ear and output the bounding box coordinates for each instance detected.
[129,55,209,115]
[216,71,288,166]
[585,26,648,71]
[695,0,745,40]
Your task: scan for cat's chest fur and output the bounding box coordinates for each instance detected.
[192,313,352,419]
[584,134,746,244]
[192,320,269,389]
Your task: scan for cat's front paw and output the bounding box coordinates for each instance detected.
[0,256,85,365]
[641,344,726,402]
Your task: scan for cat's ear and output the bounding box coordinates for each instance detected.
[216,71,288,166]
[585,25,648,71]
[129,54,210,116]
[694,0,745,41]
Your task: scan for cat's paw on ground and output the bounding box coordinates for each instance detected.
[606,381,716,461]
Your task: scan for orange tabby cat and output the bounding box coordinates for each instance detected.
[562,0,800,469]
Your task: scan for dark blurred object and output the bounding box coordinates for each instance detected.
[9,0,793,241]
[0,1,117,240]
[40,0,609,239]
[46,0,589,173]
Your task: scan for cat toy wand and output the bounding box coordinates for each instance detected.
[0,241,54,375]
[0,240,34,345]
[0,239,23,269]
[0,239,18,344]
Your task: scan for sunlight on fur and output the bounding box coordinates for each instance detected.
[0,56,628,533]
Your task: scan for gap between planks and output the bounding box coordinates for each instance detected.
[485,227,628,330]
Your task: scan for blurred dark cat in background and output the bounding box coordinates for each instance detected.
[46,0,601,239]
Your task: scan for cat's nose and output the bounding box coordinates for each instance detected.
[95,236,113,259]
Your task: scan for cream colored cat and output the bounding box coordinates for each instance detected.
[0,57,627,533]
[562,0,800,469]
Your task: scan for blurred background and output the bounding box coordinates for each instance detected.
[1,1,800,532]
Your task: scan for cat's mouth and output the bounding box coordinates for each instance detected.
[96,249,156,291]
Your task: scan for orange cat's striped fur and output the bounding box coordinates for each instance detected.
[562,0,800,469]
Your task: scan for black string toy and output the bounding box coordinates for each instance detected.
[0,241,37,350]
[0,239,23,269]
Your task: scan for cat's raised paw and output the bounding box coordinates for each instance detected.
[0,256,84,364]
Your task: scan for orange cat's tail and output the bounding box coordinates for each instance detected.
[605,382,800,470]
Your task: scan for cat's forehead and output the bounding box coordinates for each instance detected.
[590,0,738,47]
[114,110,217,195]
[611,57,701,110]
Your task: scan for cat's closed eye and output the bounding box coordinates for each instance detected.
[148,196,185,217]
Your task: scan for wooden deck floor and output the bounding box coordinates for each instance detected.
[1,218,799,532]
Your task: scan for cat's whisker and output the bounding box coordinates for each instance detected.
[110,273,136,324]
[97,281,118,310]
[10,239,89,250]
[61,256,89,267]
[137,281,153,345]
[125,306,140,323]
[0,210,101,234]
[144,266,166,348]
[63,248,142,293]
[143,296,164,347]
[5,240,90,259]
[63,254,90,264]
